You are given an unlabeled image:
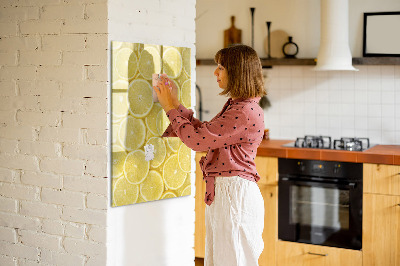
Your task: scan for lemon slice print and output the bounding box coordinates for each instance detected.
[113,176,139,206]
[124,149,149,184]
[118,116,146,151]
[138,46,162,80]
[161,190,177,199]
[178,144,191,173]
[145,137,166,168]
[163,154,187,190]
[112,121,123,147]
[140,170,164,202]
[112,79,129,91]
[166,138,181,152]
[156,109,170,136]
[112,145,127,178]
[180,185,191,197]
[163,47,182,79]
[176,172,191,196]
[112,91,129,122]
[128,79,153,118]
[182,47,191,76]
[112,41,123,51]
[115,48,138,81]
[145,104,162,136]
[181,79,191,108]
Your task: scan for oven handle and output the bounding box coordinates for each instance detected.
[280,177,357,189]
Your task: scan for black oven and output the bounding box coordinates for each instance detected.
[278,158,363,250]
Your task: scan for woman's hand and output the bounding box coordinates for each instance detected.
[153,76,176,113]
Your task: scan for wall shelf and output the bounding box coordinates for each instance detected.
[196,57,400,67]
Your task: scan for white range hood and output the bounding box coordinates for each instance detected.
[314,0,358,71]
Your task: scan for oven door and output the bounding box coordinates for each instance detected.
[278,176,362,250]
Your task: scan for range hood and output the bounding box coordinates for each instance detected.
[314,0,358,71]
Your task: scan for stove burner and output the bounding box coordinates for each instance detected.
[333,137,370,151]
[295,135,332,149]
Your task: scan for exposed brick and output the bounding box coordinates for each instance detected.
[41,4,84,20]
[0,7,39,22]
[86,193,107,210]
[36,65,84,82]
[0,36,41,52]
[42,34,85,51]
[85,65,107,82]
[20,20,61,35]
[87,225,105,243]
[63,237,106,257]
[61,80,107,98]
[40,249,84,266]
[0,196,17,213]
[18,80,60,97]
[86,255,106,266]
[41,219,64,236]
[85,34,108,51]
[0,138,18,154]
[38,127,79,143]
[61,207,106,226]
[39,157,84,176]
[18,258,42,266]
[19,51,62,66]
[0,226,17,243]
[0,212,41,231]
[21,171,62,189]
[19,140,58,157]
[0,81,16,96]
[0,153,38,171]
[62,113,107,129]
[19,230,61,251]
[85,128,107,145]
[20,200,61,219]
[63,144,106,161]
[84,160,107,177]
[61,19,107,34]
[11,0,62,6]
[64,222,85,239]
[9,96,40,112]
[0,168,15,183]
[63,175,107,194]
[63,50,107,65]
[0,66,37,81]
[0,125,34,141]
[85,3,107,20]
[0,110,16,125]
[0,183,38,201]
[0,51,17,65]
[16,111,61,127]
[0,241,39,261]
[0,254,16,266]
[41,188,85,208]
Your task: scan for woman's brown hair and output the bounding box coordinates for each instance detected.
[214,44,266,99]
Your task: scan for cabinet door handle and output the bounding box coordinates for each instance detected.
[307,252,328,256]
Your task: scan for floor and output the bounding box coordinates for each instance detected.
[195,257,204,266]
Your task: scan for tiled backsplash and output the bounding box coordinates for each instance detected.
[196,65,400,145]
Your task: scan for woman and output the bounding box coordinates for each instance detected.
[154,44,266,266]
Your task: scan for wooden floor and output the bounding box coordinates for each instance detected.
[195,257,204,266]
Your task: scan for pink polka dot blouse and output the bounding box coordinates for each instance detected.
[162,97,265,205]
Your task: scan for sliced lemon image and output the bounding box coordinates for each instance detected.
[112,90,129,122]
[138,46,162,80]
[124,149,149,184]
[112,145,127,178]
[113,176,139,206]
[112,41,123,51]
[180,185,191,197]
[145,137,166,168]
[145,104,162,136]
[112,121,123,147]
[182,47,191,76]
[176,172,191,196]
[156,109,170,136]
[136,194,146,204]
[112,79,129,91]
[163,47,182,79]
[118,116,145,151]
[178,144,191,173]
[161,190,177,199]
[128,79,153,118]
[181,79,191,108]
[163,154,187,190]
[140,170,164,202]
[115,47,138,81]
[166,138,181,153]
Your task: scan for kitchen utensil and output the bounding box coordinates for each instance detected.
[224,16,242,48]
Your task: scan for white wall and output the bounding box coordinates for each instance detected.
[196,0,400,58]
[107,1,196,266]
[196,0,400,145]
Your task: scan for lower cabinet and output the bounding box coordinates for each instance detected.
[276,241,362,266]
[363,193,400,266]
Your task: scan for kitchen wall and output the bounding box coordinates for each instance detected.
[196,0,400,145]
[107,1,196,266]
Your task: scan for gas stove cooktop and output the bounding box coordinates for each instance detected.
[282,135,375,151]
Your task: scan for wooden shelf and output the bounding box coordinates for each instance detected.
[196,57,400,67]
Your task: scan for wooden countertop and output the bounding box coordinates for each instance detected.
[256,139,400,165]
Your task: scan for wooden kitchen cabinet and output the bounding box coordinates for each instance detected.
[364,163,400,196]
[276,241,362,266]
[363,193,400,266]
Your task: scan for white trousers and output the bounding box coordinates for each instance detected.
[205,176,265,266]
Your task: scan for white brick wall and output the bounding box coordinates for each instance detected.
[0,0,108,265]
